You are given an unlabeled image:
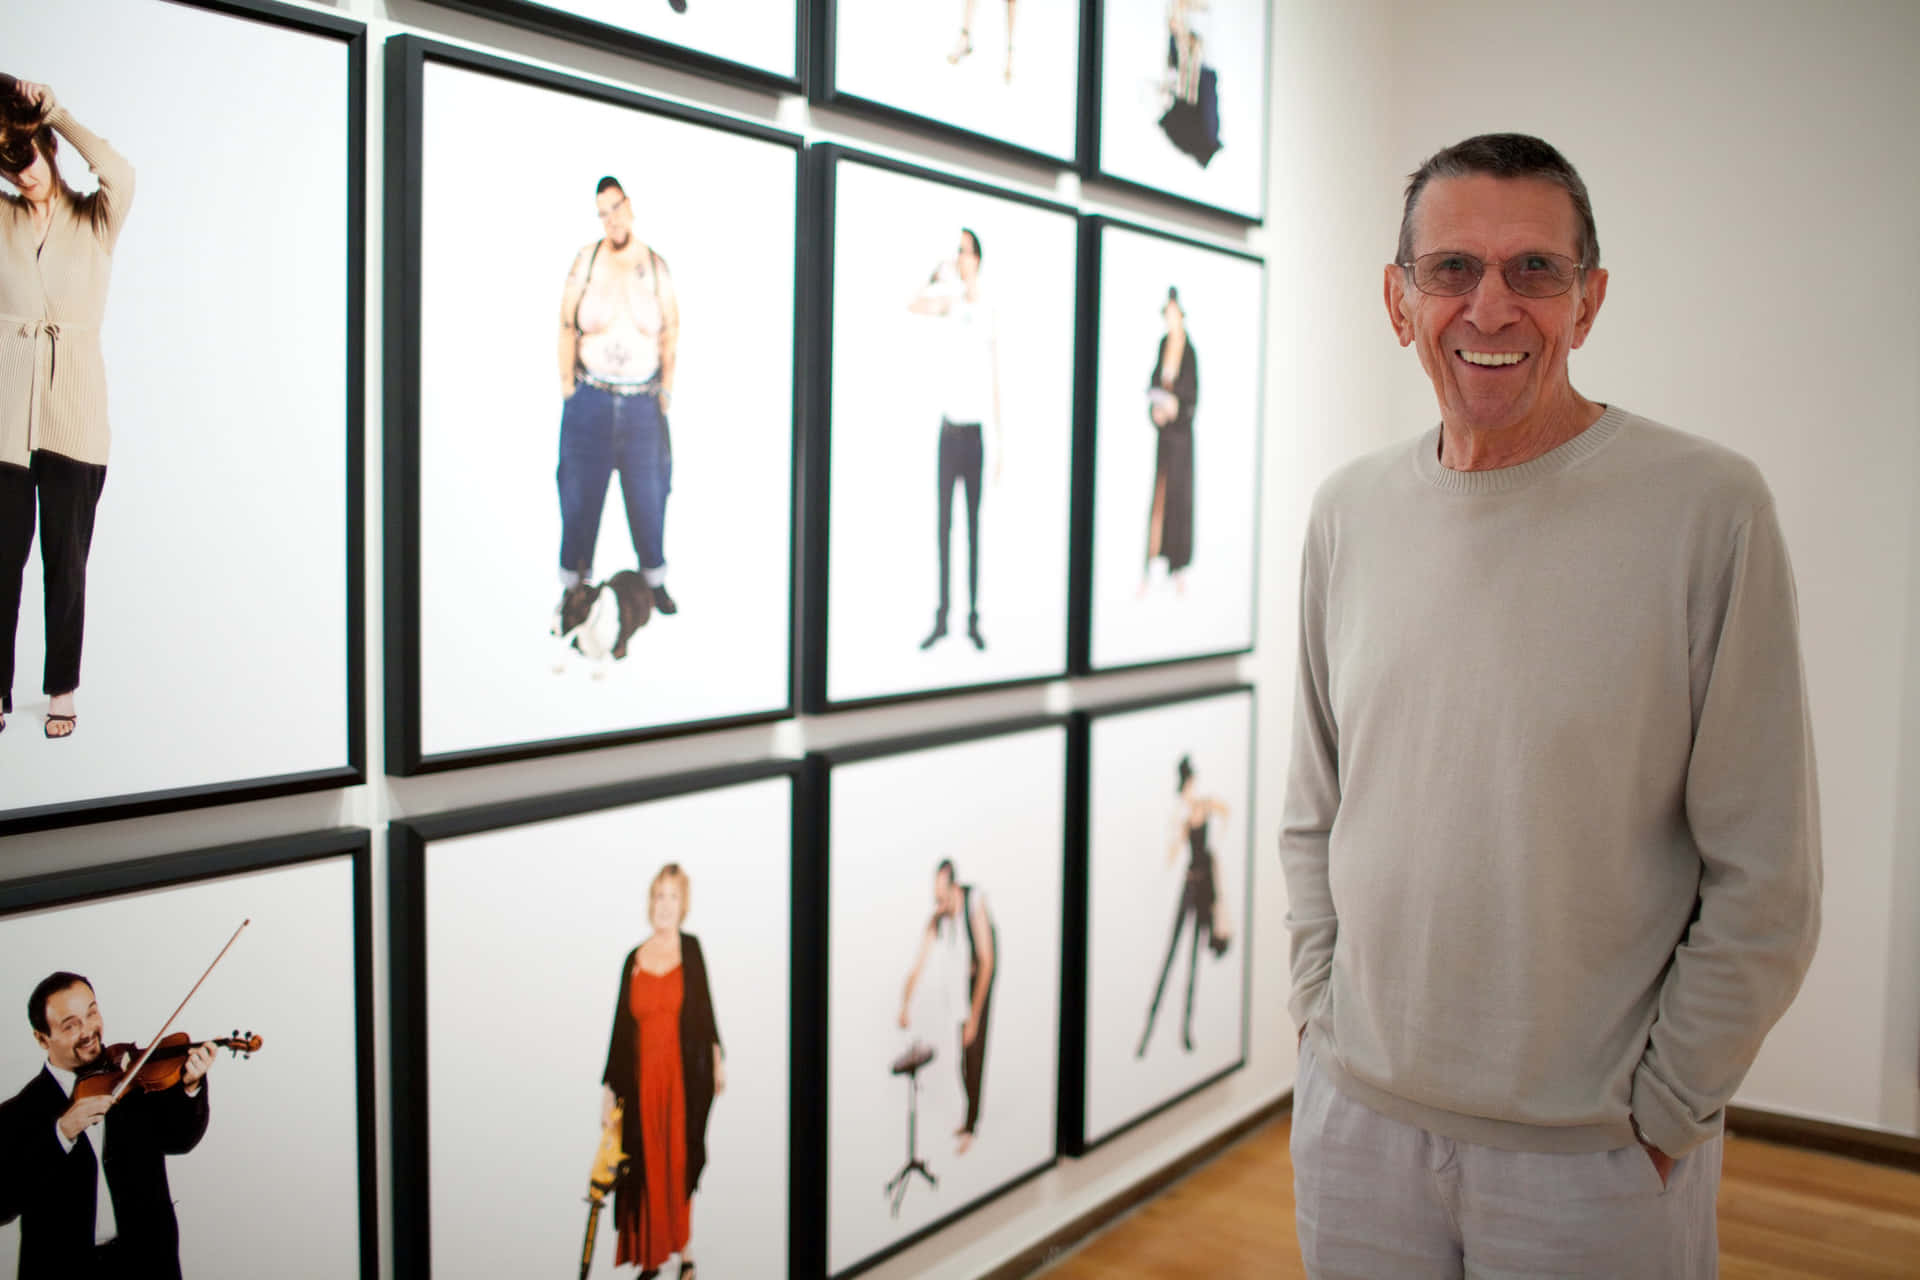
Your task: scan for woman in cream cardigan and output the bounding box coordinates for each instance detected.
[0,77,132,739]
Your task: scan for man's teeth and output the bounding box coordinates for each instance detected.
[1459,350,1526,367]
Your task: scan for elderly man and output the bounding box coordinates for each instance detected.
[1278,134,1821,1277]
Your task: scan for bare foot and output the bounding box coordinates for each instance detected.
[947,29,972,63]
[955,1132,974,1155]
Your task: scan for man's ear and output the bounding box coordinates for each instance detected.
[1570,266,1608,349]
[31,1030,50,1055]
[1384,264,1415,347]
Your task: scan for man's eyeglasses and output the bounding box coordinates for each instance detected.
[1398,251,1585,299]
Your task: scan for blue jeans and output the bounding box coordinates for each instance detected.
[555,383,671,583]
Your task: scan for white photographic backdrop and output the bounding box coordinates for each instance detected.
[508,0,799,80]
[1095,0,1268,218]
[824,159,1077,705]
[1087,224,1263,670]
[0,853,365,1277]
[1084,691,1251,1145]
[0,0,350,814]
[826,727,1064,1275]
[422,775,792,1278]
[830,0,1083,161]
[413,62,796,758]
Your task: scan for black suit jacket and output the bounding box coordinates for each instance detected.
[0,1066,211,1279]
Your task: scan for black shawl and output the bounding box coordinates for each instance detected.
[600,934,723,1199]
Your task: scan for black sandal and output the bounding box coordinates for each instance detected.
[44,713,76,740]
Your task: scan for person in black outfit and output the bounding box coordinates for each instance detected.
[899,859,997,1154]
[907,230,1001,652]
[1156,0,1222,167]
[1137,757,1232,1057]
[0,972,214,1280]
[1143,287,1200,596]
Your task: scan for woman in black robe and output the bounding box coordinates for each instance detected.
[1144,287,1199,594]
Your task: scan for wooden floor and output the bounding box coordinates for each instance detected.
[1039,1115,1920,1279]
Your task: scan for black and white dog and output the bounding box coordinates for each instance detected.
[551,570,653,672]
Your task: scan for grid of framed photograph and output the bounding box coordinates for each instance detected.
[418,0,805,91]
[389,762,810,1278]
[383,37,803,773]
[805,146,1080,711]
[1062,685,1253,1154]
[1073,216,1266,673]
[812,0,1085,165]
[814,719,1067,1277]
[0,0,365,835]
[1086,0,1271,220]
[0,829,376,1277]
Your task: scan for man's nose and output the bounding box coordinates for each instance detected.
[1460,266,1525,330]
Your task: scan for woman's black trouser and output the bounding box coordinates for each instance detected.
[0,450,108,713]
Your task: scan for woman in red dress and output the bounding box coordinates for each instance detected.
[601,864,726,1280]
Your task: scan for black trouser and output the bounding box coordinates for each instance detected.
[934,419,982,621]
[1143,871,1213,1040]
[959,972,995,1134]
[1,451,108,713]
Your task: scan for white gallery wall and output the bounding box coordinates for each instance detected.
[2,1,1914,1278]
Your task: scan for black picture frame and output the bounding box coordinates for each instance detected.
[1069,214,1266,676]
[383,36,807,775]
[0,827,378,1277]
[1059,684,1254,1156]
[808,715,1069,1278]
[0,0,367,837]
[1079,0,1271,224]
[802,145,1082,713]
[809,0,1086,169]
[390,759,817,1279]
[415,0,807,94]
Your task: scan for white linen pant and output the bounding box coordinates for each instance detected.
[1291,1033,1721,1278]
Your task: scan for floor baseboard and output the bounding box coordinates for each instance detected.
[1726,1104,1920,1175]
[981,1092,1294,1280]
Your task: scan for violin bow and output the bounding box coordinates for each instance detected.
[107,918,250,1105]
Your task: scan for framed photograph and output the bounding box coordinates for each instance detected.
[812,0,1084,165]
[1072,217,1264,673]
[390,762,809,1278]
[419,0,804,93]
[0,0,365,834]
[814,718,1066,1277]
[805,147,1079,711]
[385,38,803,773]
[1062,686,1252,1154]
[0,829,376,1277]
[1085,0,1269,220]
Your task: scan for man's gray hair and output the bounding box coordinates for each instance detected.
[1396,133,1600,272]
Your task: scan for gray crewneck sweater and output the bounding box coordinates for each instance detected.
[1279,406,1821,1157]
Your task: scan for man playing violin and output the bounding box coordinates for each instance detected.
[0,972,214,1280]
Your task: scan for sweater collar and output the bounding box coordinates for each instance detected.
[1411,404,1627,495]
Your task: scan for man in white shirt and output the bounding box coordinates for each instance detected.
[0,972,214,1279]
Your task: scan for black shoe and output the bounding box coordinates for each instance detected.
[1209,934,1230,959]
[667,0,687,10]
[650,584,678,615]
[679,1261,697,1280]
[966,615,986,650]
[919,615,948,650]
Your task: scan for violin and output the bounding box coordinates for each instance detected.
[73,1031,264,1102]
